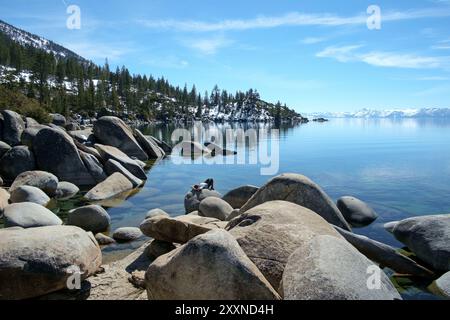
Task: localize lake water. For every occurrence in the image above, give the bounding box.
[9,118,450,300]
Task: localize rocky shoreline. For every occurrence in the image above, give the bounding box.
[0,110,449,300]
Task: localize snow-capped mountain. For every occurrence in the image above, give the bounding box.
[306,108,450,119]
[0,19,85,61]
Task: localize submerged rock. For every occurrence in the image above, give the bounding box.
[10,185,51,206]
[392,214,450,271]
[67,205,111,233]
[93,116,148,161]
[145,229,281,300]
[3,202,62,228]
[222,185,259,209]
[0,226,101,300]
[240,174,351,231]
[84,172,134,201]
[337,196,378,227]
[281,235,401,300]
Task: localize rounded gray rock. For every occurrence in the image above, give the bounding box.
[55,181,80,200]
[95,233,116,245]
[10,170,59,196]
[67,205,111,233]
[222,185,259,209]
[10,185,51,206]
[145,208,169,219]
[199,197,233,221]
[3,202,62,228]
[113,227,143,242]
[337,196,378,228]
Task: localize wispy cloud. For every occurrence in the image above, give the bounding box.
[141,55,189,69]
[181,36,233,55]
[62,41,133,61]
[317,45,450,69]
[432,39,450,50]
[137,8,450,32]
[301,37,327,45]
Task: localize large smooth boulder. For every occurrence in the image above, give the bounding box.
[54,181,79,200]
[84,172,134,201]
[93,116,148,161]
[10,185,51,206]
[0,141,11,158]
[147,135,172,153]
[392,214,450,271]
[94,144,146,180]
[281,235,401,300]
[199,197,233,221]
[67,205,111,233]
[184,188,222,213]
[33,128,96,186]
[1,110,24,146]
[240,174,351,231]
[10,171,59,196]
[145,229,281,300]
[140,215,220,244]
[222,185,259,209]
[79,151,107,183]
[3,202,62,228]
[113,227,143,242]
[134,128,164,159]
[0,226,102,300]
[226,200,341,293]
[334,226,434,278]
[25,117,39,127]
[337,196,378,227]
[105,159,143,187]
[0,146,36,181]
[0,188,9,213]
[20,125,46,148]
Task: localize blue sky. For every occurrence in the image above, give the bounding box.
[1,0,450,113]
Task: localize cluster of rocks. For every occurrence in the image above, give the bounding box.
[0,110,170,201]
[1,167,449,299]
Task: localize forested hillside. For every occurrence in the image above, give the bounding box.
[0,19,304,123]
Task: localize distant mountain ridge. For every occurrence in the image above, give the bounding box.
[307,108,450,119]
[0,19,86,62]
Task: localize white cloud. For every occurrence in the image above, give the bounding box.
[137,8,450,32]
[301,37,326,45]
[182,36,233,55]
[142,56,189,69]
[317,45,450,69]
